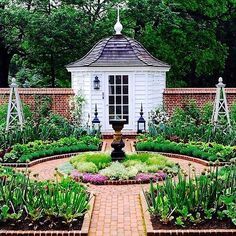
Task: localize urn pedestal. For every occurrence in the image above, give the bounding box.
[110,119,126,161]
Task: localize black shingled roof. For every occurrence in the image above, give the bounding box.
[67,34,170,68]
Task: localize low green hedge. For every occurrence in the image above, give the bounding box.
[1,136,101,163]
[136,136,236,162]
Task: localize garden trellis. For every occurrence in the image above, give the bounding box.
[6,78,24,131]
[212,77,231,134]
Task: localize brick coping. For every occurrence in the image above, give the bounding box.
[140,191,236,236]
[102,179,164,185]
[164,88,236,94]
[0,88,75,95]
[0,193,95,236]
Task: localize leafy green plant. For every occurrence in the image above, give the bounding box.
[99,162,138,180]
[145,161,236,226]
[70,153,111,170]
[75,162,98,173]
[0,166,90,226]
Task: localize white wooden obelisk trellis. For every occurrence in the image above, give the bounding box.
[211,77,231,134]
[6,78,24,131]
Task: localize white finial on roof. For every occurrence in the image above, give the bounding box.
[114,5,123,35]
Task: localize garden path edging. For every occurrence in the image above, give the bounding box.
[140,191,236,236]
[0,193,95,236]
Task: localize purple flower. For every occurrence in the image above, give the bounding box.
[135,172,167,182]
[155,171,167,181]
[135,173,157,182]
[70,170,83,182]
[82,173,108,185]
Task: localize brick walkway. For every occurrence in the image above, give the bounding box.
[21,140,208,236]
[103,139,135,153]
[88,185,147,236]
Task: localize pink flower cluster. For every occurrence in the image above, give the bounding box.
[70,170,108,185]
[135,171,166,182]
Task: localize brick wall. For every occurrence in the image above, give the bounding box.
[0,88,75,119]
[163,88,236,115]
[1,87,236,120]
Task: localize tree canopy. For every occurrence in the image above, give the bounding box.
[0,0,236,87]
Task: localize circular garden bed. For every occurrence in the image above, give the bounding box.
[57,152,180,185]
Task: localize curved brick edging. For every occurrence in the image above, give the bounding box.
[0,193,95,236]
[102,178,164,185]
[140,191,236,236]
[0,151,100,168]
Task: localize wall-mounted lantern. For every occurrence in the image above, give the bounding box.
[93,76,100,90]
[137,103,146,133]
[92,104,101,131]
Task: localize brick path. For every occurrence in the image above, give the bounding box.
[88,185,147,236]
[103,139,134,153]
[21,139,208,236]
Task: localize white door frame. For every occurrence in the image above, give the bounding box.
[104,72,134,131]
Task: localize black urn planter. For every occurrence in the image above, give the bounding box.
[110,119,126,161]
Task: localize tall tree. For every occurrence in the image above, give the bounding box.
[0,0,31,87]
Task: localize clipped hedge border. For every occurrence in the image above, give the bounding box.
[0,151,99,168]
[140,191,236,236]
[137,151,230,166]
[0,193,96,236]
[137,151,209,166]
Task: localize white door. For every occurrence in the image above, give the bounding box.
[104,74,133,131]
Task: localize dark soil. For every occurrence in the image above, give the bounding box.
[151,216,236,230]
[0,216,84,231]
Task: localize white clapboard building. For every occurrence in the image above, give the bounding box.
[66,13,170,133]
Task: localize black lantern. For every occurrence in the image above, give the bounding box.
[137,103,146,133]
[93,76,100,90]
[92,104,101,131]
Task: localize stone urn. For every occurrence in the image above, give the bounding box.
[110,119,126,161]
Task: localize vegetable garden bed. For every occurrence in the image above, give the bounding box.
[140,191,236,236]
[140,162,236,235]
[0,167,95,234]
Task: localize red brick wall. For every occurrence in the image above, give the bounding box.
[0,88,75,119]
[163,88,236,115]
[1,88,236,119]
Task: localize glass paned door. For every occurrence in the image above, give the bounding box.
[108,75,129,124]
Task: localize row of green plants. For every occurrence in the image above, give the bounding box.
[58,152,179,184]
[145,160,236,227]
[136,135,236,162]
[0,166,90,229]
[0,95,96,149]
[0,113,89,149]
[149,100,236,146]
[1,136,101,163]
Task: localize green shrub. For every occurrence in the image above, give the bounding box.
[125,153,151,162]
[70,153,111,170]
[100,162,137,180]
[75,162,98,173]
[123,159,143,167]
[146,155,174,167]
